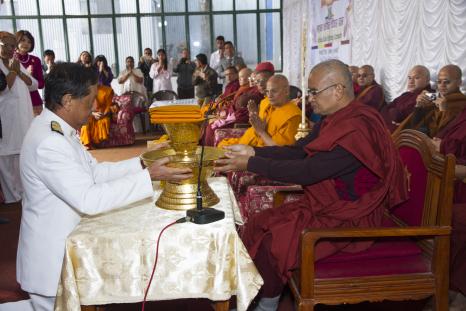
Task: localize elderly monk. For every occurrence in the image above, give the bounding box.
[432,107,466,298]
[356,64,385,110]
[200,65,240,117]
[349,65,360,95]
[395,64,466,138]
[217,74,301,148]
[203,67,263,146]
[80,85,117,148]
[381,65,433,132]
[214,59,408,311]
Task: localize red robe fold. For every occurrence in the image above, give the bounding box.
[381,86,434,132]
[242,100,408,282]
[356,81,385,111]
[437,106,466,203]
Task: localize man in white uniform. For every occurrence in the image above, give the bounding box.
[17,62,193,311]
[0,31,37,203]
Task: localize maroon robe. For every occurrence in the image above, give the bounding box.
[433,107,466,295]
[437,106,466,204]
[242,100,408,286]
[381,85,434,132]
[356,81,385,111]
[203,86,263,146]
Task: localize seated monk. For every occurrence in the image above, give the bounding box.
[356,64,386,110]
[203,67,263,146]
[348,65,360,96]
[433,107,466,299]
[394,64,466,138]
[80,85,117,147]
[217,74,301,148]
[381,65,433,132]
[214,59,408,311]
[200,66,240,117]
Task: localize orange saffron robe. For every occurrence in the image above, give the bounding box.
[80,85,115,146]
[217,97,302,147]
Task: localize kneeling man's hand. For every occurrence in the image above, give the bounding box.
[147,157,193,181]
[214,153,251,173]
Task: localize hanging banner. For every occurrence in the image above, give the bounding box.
[309,0,352,66]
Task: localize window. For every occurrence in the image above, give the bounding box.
[0,0,282,75]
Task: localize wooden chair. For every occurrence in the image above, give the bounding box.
[281,129,455,311]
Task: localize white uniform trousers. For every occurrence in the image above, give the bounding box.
[0,155,22,203]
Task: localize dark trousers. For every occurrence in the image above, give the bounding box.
[177,87,195,99]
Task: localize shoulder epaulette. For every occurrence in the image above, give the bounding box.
[51,121,64,136]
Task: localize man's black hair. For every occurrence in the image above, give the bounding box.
[196,53,208,66]
[44,62,98,112]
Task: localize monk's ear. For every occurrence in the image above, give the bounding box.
[334,84,345,100]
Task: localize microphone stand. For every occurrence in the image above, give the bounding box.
[186,97,225,224]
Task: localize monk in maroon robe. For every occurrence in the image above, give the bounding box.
[381,65,433,132]
[356,65,386,111]
[203,68,263,146]
[394,64,466,138]
[215,60,408,310]
[435,106,466,296]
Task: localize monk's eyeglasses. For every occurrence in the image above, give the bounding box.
[307,84,344,97]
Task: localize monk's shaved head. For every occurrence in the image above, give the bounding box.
[238,67,253,87]
[407,65,431,92]
[437,64,462,96]
[310,59,353,96]
[349,65,359,83]
[308,59,354,115]
[266,74,290,106]
[357,65,375,87]
[360,65,374,75]
[439,64,462,81]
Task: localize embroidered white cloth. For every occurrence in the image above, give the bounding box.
[55,177,261,311]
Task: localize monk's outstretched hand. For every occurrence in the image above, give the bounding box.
[214,152,251,173]
[147,157,193,181]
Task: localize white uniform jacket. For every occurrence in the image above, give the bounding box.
[17,108,154,296]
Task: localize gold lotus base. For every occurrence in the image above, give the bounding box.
[140,146,225,211]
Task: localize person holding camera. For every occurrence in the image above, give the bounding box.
[394,64,466,138]
[380,65,434,132]
[173,48,195,99]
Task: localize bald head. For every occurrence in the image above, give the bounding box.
[407,65,431,92]
[0,31,16,60]
[357,65,375,87]
[308,59,354,115]
[437,64,462,96]
[310,59,353,96]
[266,74,290,106]
[238,67,253,87]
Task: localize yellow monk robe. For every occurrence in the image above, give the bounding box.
[80,85,115,146]
[217,97,302,148]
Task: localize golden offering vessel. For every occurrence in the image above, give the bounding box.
[140,122,225,210]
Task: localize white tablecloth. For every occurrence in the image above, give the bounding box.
[55,177,262,311]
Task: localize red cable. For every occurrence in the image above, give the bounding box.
[141,220,179,311]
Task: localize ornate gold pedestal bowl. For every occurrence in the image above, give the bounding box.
[140,122,225,211]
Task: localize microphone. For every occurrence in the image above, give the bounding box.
[186,96,225,224]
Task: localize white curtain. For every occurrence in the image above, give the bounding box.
[283,0,466,101]
[282,0,308,88]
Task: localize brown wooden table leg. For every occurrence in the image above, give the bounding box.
[214,300,229,311]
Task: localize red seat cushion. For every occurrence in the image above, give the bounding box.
[315,240,429,278]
